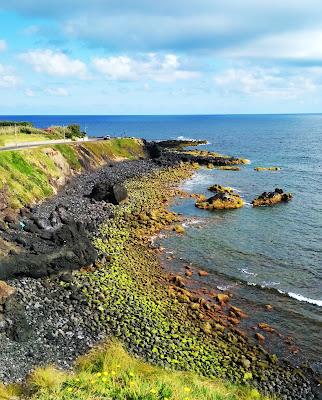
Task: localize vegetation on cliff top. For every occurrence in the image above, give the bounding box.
[0,138,145,209]
[0,341,265,400]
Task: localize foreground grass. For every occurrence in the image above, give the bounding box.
[0,341,266,400]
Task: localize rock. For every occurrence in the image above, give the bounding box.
[190,302,200,310]
[196,191,244,210]
[208,184,234,194]
[0,220,97,279]
[89,182,128,205]
[56,205,71,224]
[198,270,209,277]
[3,209,18,224]
[230,305,247,318]
[0,281,16,305]
[112,183,128,204]
[185,270,193,277]
[265,304,273,311]
[33,217,51,230]
[201,321,212,335]
[217,293,230,304]
[241,356,251,369]
[254,166,281,171]
[255,332,265,342]
[258,322,275,333]
[174,225,185,234]
[252,189,292,207]
[172,276,185,288]
[217,166,240,171]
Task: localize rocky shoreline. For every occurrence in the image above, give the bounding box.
[0,142,319,399]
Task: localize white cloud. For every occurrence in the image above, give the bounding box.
[92,53,199,82]
[0,40,7,51]
[20,49,87,78]
[224,29,322,62]
[46,87,69,96]
[0,64,18,88]
[214,67,317,99]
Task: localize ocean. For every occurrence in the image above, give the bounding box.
[2,114,322,370]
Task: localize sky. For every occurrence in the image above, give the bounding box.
[1,1,322,114]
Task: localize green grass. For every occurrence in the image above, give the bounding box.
[4,341,265,400]
[0,139,145,209]
[54,144,82,170]
[83,138,145,161]
[0,133,50,147]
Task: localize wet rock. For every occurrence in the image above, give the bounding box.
[196,191,244,210]
[198,270,209,277]
[171,276,185,288]
[255,332,266,342]
[174,225,185,234]
[217,293,230,304]
[230,305,248,318]
[258,322,275,333]
[252,189,292,207]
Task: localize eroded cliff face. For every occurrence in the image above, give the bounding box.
[0,139,145,225]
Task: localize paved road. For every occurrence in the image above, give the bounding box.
[0,137,105,152]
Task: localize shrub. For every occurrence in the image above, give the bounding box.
[66,124,85,139]
[0,121,33,127]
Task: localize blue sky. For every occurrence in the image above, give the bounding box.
[1,1,322,114]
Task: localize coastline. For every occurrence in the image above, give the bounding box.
[0,147,319,399]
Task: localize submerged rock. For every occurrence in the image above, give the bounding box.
[252,188,292,207]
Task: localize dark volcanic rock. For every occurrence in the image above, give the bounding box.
[89,182,128,205]
[0,221,97,279]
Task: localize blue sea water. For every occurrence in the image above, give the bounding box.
[2,114,322,367]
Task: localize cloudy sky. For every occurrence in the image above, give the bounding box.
[1,1,322,114]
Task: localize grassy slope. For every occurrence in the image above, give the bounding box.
[0,341,265,400]
[0,126,64,146]
[0,138,145,209]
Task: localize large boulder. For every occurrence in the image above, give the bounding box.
[89,182,128,205]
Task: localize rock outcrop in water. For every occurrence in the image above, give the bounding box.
[254,166,281,171]
[208,184,234,194]
[252,188,292,207]
[195,192,244,210]
[195,185,244,210]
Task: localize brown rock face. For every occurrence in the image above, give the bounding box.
[0,281,16,305]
